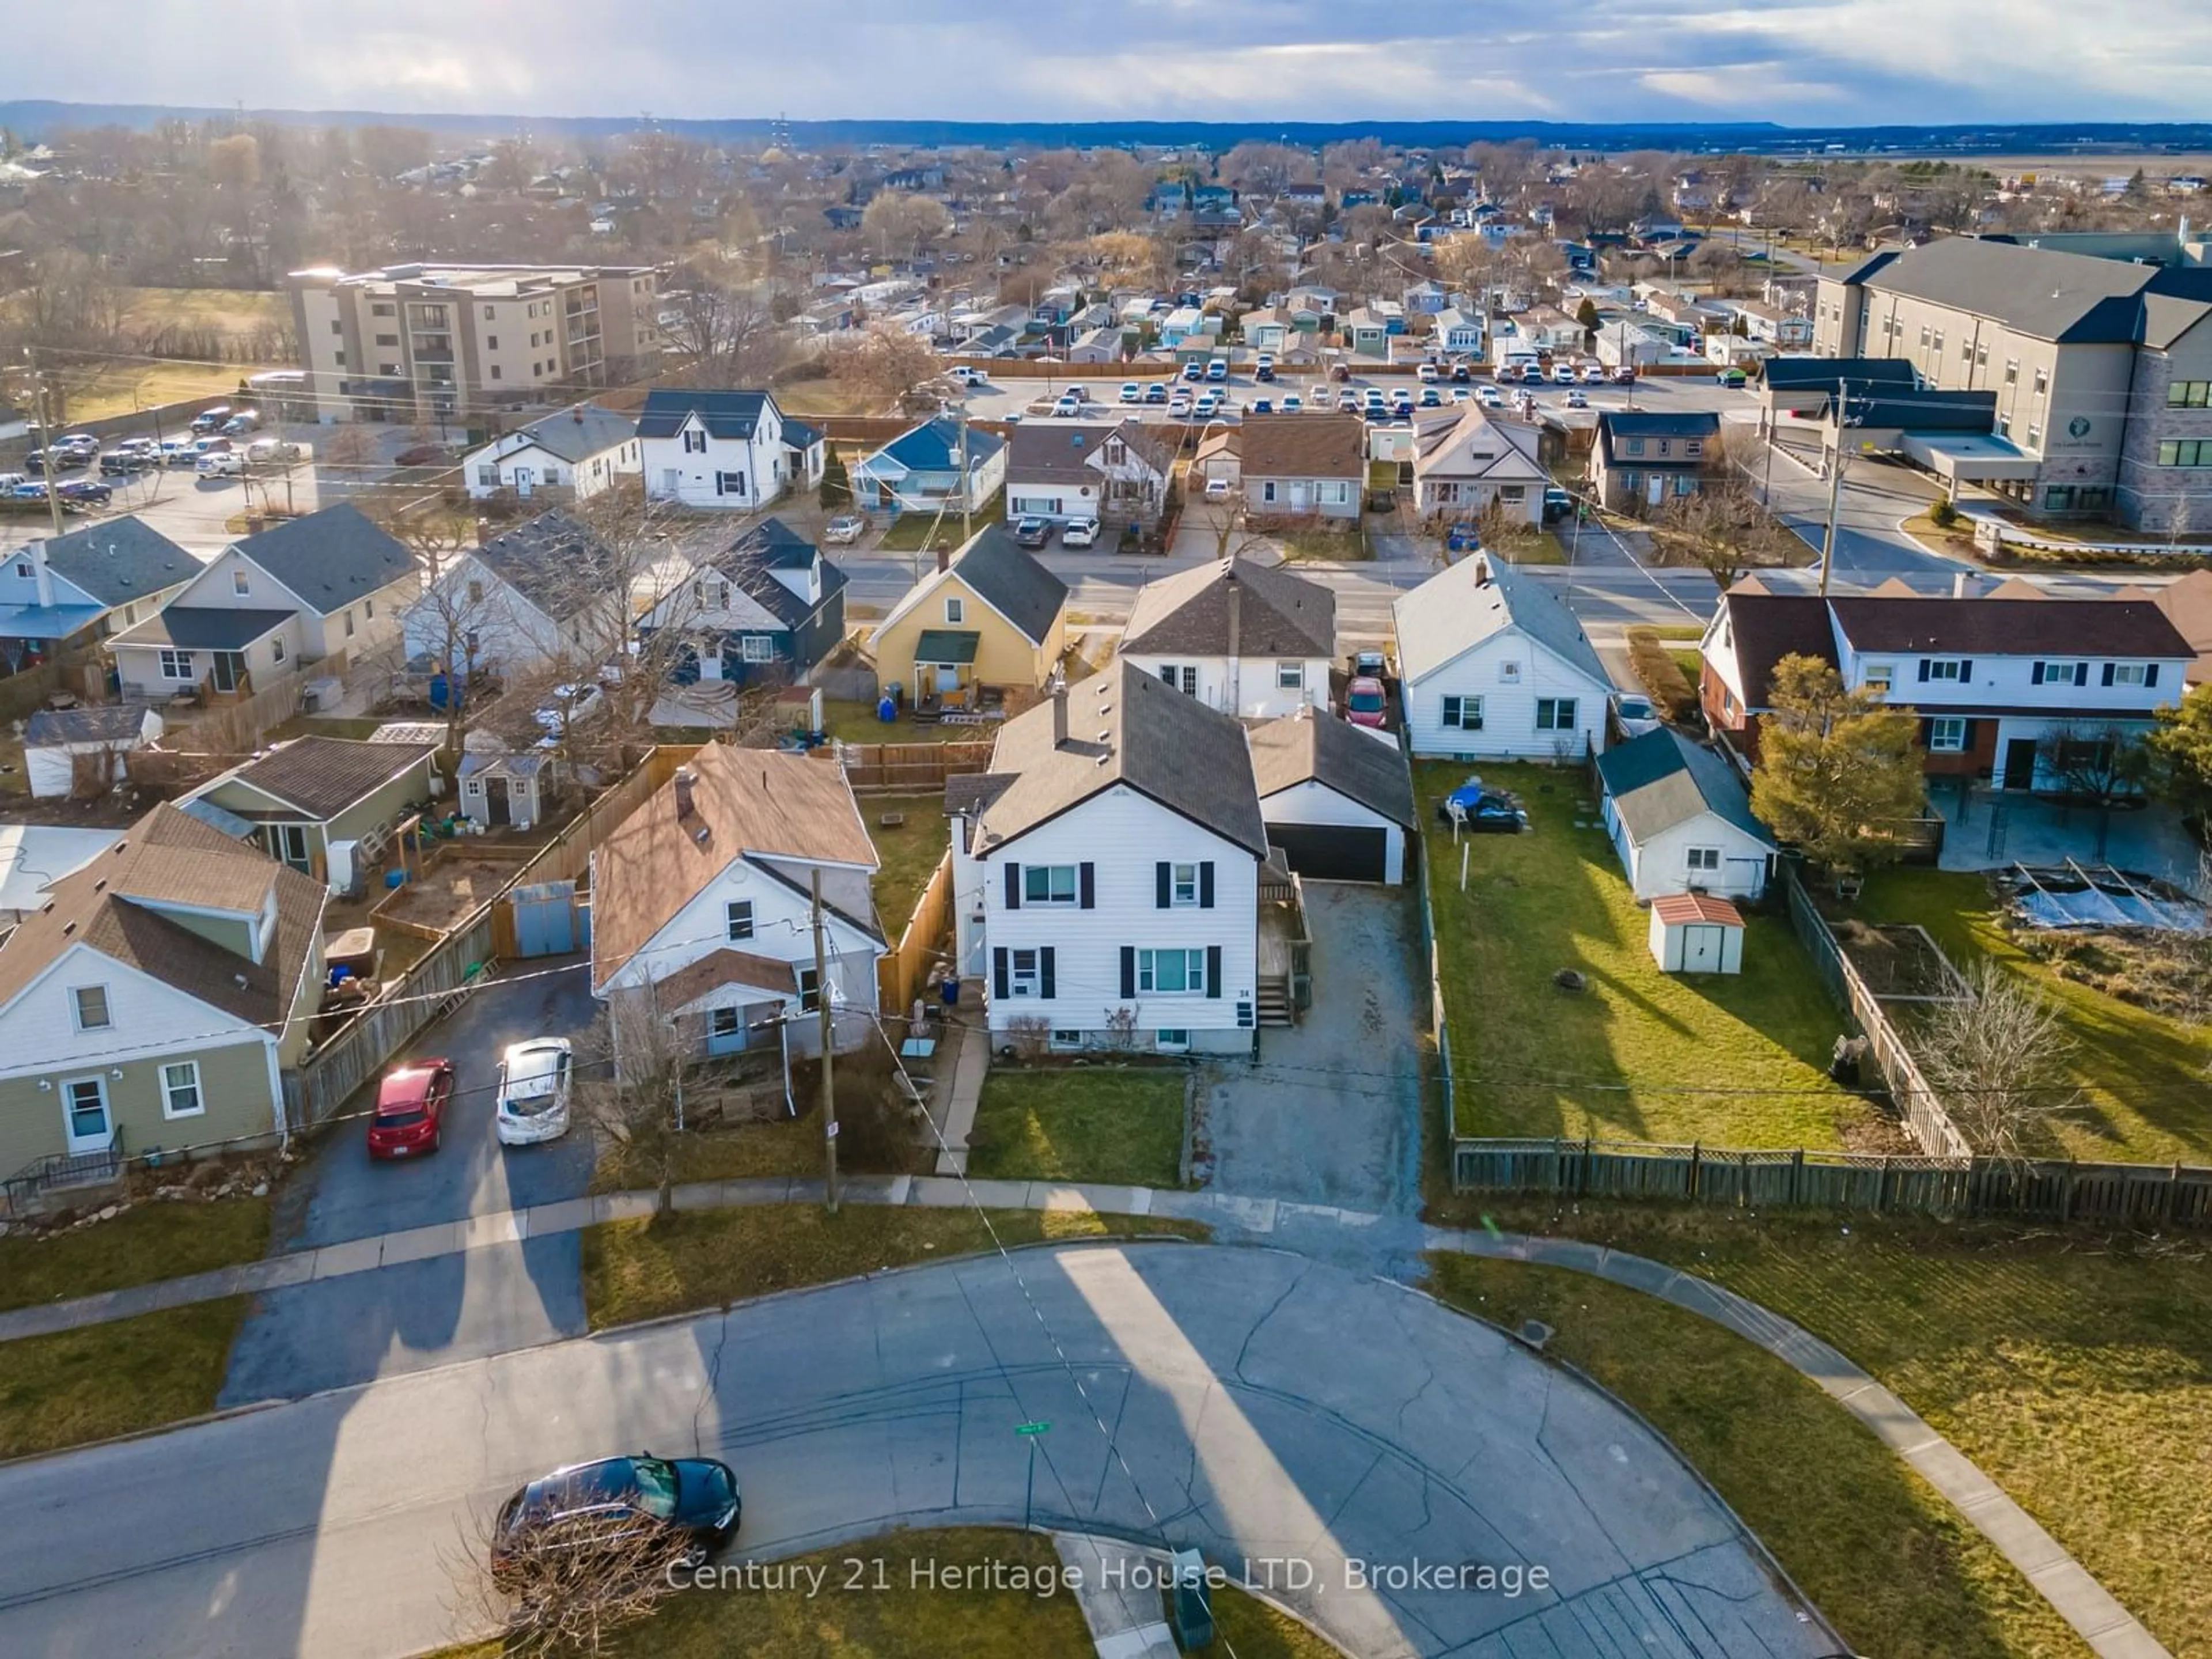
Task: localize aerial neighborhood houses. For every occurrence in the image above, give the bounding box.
[402,509,628,682]
[868,524,1069,702]
[1117,555,1334,719]
[638,388,825,512]
[460,402,642,502]
[0,518,199,675]
[638,516,849,688]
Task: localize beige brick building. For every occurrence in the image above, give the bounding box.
[288,262,660,425]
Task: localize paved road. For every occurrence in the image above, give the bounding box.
[218,965,603,1407]
[0,1245,1833,1659]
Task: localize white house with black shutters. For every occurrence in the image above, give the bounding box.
[637,388,822,512]
[945,661,1268,1056]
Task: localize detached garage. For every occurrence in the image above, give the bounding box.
[22,704,163,800]
[1249,706,1416,884]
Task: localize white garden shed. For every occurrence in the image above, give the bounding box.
[1649,892,1746,975]
[22,705,163,799]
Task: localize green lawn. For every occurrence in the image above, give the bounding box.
[876,491,1006,552]
[1668,647,1703,685]
[866,794,952,933]
[0,1298,249,1459]
[589,1115,825,1195]
[819,699,986,747]
[967,1069,1188,1188]
[1275,525,1370,562]
[581,1206,1209,1328]
[1848,867,2212,1164]
[1419,762,1874,1147]
[1423,1256,2089,1659]
[1488,529,1567,565]
[0,1197,270,1313]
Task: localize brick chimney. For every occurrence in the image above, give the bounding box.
[936,543,952,573]
[673,764,696,817]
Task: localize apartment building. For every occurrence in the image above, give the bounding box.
[1810,236,2212,529]
[288,263,660,423]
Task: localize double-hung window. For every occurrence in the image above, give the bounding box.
[72,986,112,1031]
[2031,661,2086,687]
[1009,949,1041,997]
[1535,697,1577,731]
[161,1061,204,1119]
[1685,846,1721,873]
[1863,662,1894,694]
[714,471,746,497]
[725,900,754,941]
[1023,865,1078,906]
[1928,717,1968,752]
[683,429,706,454]
[1441,695,1483,730]
[1923,659,1965,683]
[2111,663,2150,687]
[740,635,776,663]
[1170,863,1200,906]
[1138,948,1206,994]
[1275,661,1304,691]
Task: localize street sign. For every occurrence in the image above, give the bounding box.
[1014,1421,1051,1436]
[825,1120,839,1140]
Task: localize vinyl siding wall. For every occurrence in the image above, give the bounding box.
[1118,654,1331,719]
[1258,782,1407,884]
[1403,631,1611,760]
[872,573,1059,689]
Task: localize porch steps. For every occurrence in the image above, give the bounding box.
[1255,984,1294,1028]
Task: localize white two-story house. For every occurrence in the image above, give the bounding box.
[590,744,884,1073]
[1394,551,1613,760]
[637,388,817,513]
[0,518,198,676]
[1700,585,2195,791]
[946,661,1269,1056]
[1117,555,1335,719]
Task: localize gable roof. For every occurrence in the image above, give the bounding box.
[495,402,636,463]
[0,803,323,1032]
[1598,729,1774,847]
[635,388,774,441]
[1854,236,2212,344]
[210,736,437,822]
[1412,407,1548,482]
[965,660,1268,857]
[1826,595,2192,659]
[471,509,618,622]
[1713,589,1838,709]
[229,503,415,616]
[1248,708,1416,828]
[1120,555,1335,660]
[34,517,196,607]
[1392,552,1609,687]
[933,524,1067,645]
[1007,420,1119,485]
[1238,412,1365,481]
[590,744,878,988]
[24,704,154,746]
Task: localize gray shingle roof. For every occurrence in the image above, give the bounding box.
[232,503,415,616]
[1855,236,2212,344]
[24,704,154,746]
[35,517,196,608]
[1248,709,1415,828]
[1392,552,1609,689]
[948,525,1068,645]
[1007,421,1118,486]
[220,736,436,822]
[1597,729,1773,847]
[972,660,1268,857]
[1121,555,1335,660]
[474,509,618,621]
[1597,410,1721,468]
[131,607,297,650]
[501,403,635,464]
[635,389,771,440]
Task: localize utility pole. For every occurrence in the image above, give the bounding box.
[812,869,838,1213]
[1818,380,1851,597]
[25,350,65,539]
[959,398,972,546]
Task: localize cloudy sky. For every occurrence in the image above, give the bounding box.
[9,0,2209,126]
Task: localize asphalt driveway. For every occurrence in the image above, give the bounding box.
[2,1245,1837,1659]
[1199,882,1424,1215]
[219,959,603,1406]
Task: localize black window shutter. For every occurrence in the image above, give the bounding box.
[713,471,724,496]
[1960,719,1976,751]
[2075,662,2089,685]
[1119,946,1136,999]
[1958,659,1972,683]
[1205,945,1223,999]
[1156,861,1171,907]
[2147,664,2160,687]
[1040,947,1056,1000]
[2031,661,2044,685]
[1917,660,1930,683]
[2102,662,2116,687]
[1079,862,1096,909]
[993,948,1009,1001]
[1005,863,1021,909]
[1199,861,1215,908]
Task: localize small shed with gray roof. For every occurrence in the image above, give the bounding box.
[22,704,164,800]
[1596,728,1776,902]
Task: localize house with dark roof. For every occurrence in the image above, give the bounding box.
[0,804,327,1200]
[1411,406,1550,521]
[637,516,849,689]
[401,508,629,682]
[1699,579,2194,789]
[0,517,198,672]
[1809,234,2212,529]
[944,661,1274,1054]
[1393,551,1614,760]
[177,734,442,889]
[1597,729,1777,902]
[851,416,1008,520]
[1590,410,1724,513]
[1239,412,1365,522]
[1004,419,1175,533]
[636,388,821,512]
[109,504,418,701]
[589,743,881,1068]
[1249,705,1416,884]
[1118,555,1336,719]
[869,522,1069,697]
[460,402,641,502]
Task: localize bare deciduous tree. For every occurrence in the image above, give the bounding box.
[1914,960,2079,1163]
[445,1487,696,1658]
[661,266,786,385]
[824,324,940,411]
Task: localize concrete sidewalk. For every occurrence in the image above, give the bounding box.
[0,1178,2173,1659]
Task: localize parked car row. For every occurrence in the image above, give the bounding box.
[1012,513,1100,549]
[366,1037,576,1161]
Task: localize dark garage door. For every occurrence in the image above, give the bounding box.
[1266,823,1388,882]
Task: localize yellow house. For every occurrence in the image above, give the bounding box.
[868,524,1070,699]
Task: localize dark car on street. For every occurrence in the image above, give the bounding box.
[366,1057,454,1159]
[491,1455,740,1585]
[56,479,112,506]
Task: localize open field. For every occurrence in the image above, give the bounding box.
[1418,761,1883,1149]
[120,286,289,336]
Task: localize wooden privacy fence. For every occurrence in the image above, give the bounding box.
[1415,845,1456,1137]
[840,740,995,794]
[1450,1136,2212,1228]
[1782,868,1974,1160]
[507,744,700,887]
[284,907,497,1132]
[878,851,953,1022]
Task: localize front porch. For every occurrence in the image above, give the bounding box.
[1257,853,1311,1028]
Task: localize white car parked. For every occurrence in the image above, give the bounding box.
[533,681,606,734]
[494,1039,575,1146]
[195,451,244,478]
[1118,382,1142,404]
[1060,517,1101,548]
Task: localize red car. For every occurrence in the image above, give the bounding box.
[366,1059,454,1159]
[1345,676,1388,729]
